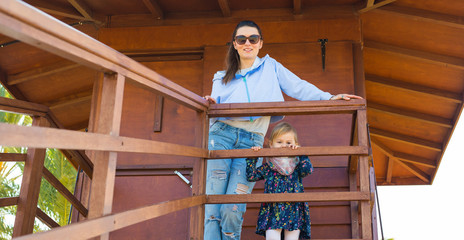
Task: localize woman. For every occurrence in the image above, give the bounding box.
[203,20,361,240]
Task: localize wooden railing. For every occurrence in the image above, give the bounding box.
[0,0,373,239]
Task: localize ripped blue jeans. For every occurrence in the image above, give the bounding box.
[204,121,264,240]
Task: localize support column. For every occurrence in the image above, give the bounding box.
[87,72,125,239]
[12,116,50,237]
[189,111,208,240]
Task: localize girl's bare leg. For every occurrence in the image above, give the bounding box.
[284,229,300,240]
[266,229,282,240]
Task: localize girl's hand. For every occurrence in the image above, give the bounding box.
[204,95,217,104]
[330,94,363,101]
[251,146,262,151]
[288,144,299,150]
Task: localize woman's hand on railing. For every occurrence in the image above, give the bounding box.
[204,95,217,104]
[330,94,363,101]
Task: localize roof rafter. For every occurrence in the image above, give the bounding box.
[48,92,92,110]
[367,101,453,128]
[369,127,442,152]
[364,41,464,71]
[142,0,164,19]
[358,0,396,14]
[24,0,88,21]
[8,62,81,85]
[378,5,464,30]
[366,74,462,104]
[218,0,231,17]
[371,137,431,183]
[67,0,93,20]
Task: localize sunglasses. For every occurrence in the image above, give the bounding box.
[234,35,261,45]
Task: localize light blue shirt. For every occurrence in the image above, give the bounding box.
[211,54,333,122]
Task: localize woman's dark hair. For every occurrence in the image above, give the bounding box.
[222,20,263,84]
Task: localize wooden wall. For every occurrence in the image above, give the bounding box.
[95,18,361,239]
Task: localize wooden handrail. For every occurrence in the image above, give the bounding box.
[12,195,206,240]
[210,146,368,159]
[0,0,208,112]
[207,192,371,204]
[208,99,366,117]
[0,123,208,158]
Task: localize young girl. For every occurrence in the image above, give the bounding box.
[246,122,313,240]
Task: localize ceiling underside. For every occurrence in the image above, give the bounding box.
[0,0,463,186]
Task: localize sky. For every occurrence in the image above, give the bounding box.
[375,116,464,239]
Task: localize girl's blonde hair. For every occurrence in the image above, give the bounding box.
[269,122,299,145]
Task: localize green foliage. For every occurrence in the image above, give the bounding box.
[0,84,78,238]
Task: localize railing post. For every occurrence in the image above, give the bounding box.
[13,116,50,237]
[357,108,372,239]
[87,72,125,239]
[189,111,208,239]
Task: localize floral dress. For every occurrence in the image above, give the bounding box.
[246,156,313,239]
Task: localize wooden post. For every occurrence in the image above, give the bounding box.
[189,111,208,239]
[349,173,360,238]
[353,42,366,98]
[12,116,50,237]
[87,72,125,239]
[357,109,372,239]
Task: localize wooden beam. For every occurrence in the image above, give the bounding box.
[0,97,49,116]
[364,41,464,71]
[349,173,360,239]
[87,73,124,227]
[217,0,231,17]
[371,137,436,168]
[206,191,370,204]
[0,153,26,162]
[368,101,453,128]
[395,160,430,183]
[36,208,60,229]
[0,2,208,112]
[385,156,394,183]
[0,122,208,157]
[8,62,80,85]
[13,195,206,240]
[0,68,27,101]
[293,0,301,14]
[369,127,442,152]
[366,74,462,104]
[67,0,93,20]
[379,5,464,30]
[209,146,368,159]
[0,197,19,207]
[353,43,366,98]
[142,0,164,19]
[13,116,49,237]
[208,99,366,118]
[42,168,88,217]
[359,156,372,239]
[48,93,92,110]
[394,152,436,168]
[358,0,397,13]
[371,138,433,183]
[23,0,88,21]
[189,111,208,240]
[153,95,163,132]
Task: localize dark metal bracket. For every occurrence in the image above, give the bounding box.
[318,38,328,71]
